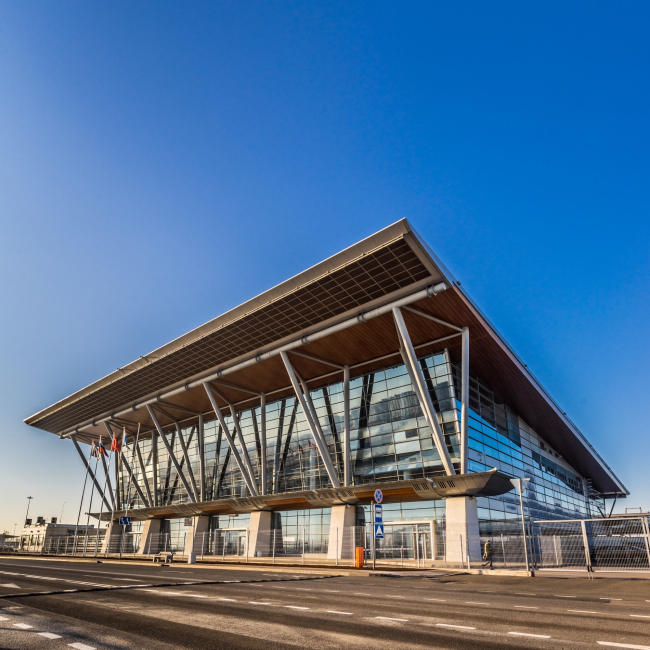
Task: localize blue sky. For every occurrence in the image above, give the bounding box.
[0,1,648,532]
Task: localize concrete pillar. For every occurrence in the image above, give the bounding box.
[327,505,356,560]
[100,523,124,555]
[184,516,211,563]
[136,519,162,556]
[444,496,481,565]
[248,511,273,558]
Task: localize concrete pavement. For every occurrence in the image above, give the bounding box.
[1,556,649,649]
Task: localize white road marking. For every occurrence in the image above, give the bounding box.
[630,615,650,618]
[555,595,576,598]
[13,623,33,629]
[39,633,62,639]
[514,606,538,609]
[515,592,536,596]
[601,598,622,600]
[249,601,272,605]
[597,643,650,650]
[387,595,405,599]
[285,606,309,610]
[0,584,20,589]
[69,644,96,650]
[354,592,371,595]
[509,632,551,638]
[568,610,597,614]
[426,598,446,602]
[327,611,353,615]
[436,623,475,630]
[376,617,408,622]
[323,590,340,593]
[186,594,208,598]
[295,588,311,591]
[217,598,237,602]
[112,578,145,582]
[0,616,10,620]
[466,601,489,605]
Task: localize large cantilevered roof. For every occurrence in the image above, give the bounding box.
[25,219,627,496]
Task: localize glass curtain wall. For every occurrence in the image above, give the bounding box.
[117,349,595,532]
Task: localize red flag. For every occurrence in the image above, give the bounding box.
[111,434,119,452]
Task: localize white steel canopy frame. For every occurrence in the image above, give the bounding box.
[392,306,456,476]
[280,350,341,488]
[203,382,259,496]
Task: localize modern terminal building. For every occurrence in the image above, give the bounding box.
[25,220,627,562]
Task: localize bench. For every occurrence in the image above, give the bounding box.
[153,552,174,564]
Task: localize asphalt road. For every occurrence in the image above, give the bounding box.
[1,557,649,649]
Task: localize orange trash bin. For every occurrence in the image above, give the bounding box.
[355,546,365,568]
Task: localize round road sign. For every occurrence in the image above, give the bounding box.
[374,489,383,504]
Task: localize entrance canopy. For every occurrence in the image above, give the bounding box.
[25,219,626,496]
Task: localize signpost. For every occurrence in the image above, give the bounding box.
[371,492,384,569]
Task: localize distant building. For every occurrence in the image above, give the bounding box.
[19,518,94,553]
[0,533,19,550]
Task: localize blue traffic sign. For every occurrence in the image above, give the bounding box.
[374,489,383,504]
[119,516,131,526]
[375,523,384,538]
[374,505,383,523]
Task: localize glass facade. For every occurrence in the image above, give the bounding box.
[119,348,599,532]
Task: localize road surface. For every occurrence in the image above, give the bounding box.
[1,557,649,649]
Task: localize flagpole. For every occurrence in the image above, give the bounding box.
[72,443,93,556]
[83,454,100,557]
[120,425,140,556]
[95,442,114,557]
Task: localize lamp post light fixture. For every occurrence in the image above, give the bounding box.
[24,496,33,527]
[510,478,534,575]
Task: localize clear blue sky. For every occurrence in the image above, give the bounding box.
[0,1,648,532]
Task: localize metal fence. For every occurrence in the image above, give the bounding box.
[532,516,650,573]
[3,517,648,571]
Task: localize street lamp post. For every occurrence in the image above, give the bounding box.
[510,478,534,576]
[24,497,33,527]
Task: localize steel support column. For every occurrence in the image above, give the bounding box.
[209,387,258,495]
[152,429,159,506]
[114,443,121,511]
[260,394,267,495]
[70,436,112,512]
[198,413,205,502]
[174,422,199,501]
[298,375,329,451]
[343,365,351,487]
[121,453,150,507]
[202,383,259,496]
[392,307,456,476]
[146,406,197,503]
[280,351,340,488]
[101,423,117,510]
[135,441,154,507]
[460,327,470,474]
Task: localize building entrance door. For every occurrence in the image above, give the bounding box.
[214,528,248,557]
